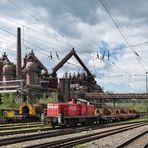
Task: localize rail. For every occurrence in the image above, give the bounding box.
[117,130,148,148]
[0,122,147,147]
[26,122,147,148]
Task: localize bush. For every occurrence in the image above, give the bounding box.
[0,94,19,109]
[118,100,148,112]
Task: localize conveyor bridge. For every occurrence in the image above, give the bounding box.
[85,93,148,99]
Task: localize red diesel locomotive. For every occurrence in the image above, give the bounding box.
[47,99,95,127]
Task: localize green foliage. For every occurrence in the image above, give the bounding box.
[0,110,3,117]
[39,92,58,104]
[118,100,148,112]
[0,94,19,109]
[38,94,49,104]
[0,94,2,104]
[106,99,148,112]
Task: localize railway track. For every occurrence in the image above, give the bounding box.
[0,126,53,136]
[144,143,148,148]
[0,124,42,131]
[0,119,147,136]
[0,122,147,147]
[24,122,147,148]
[0,122,40,128]
[117,130,148,148]
[0,127,77,146]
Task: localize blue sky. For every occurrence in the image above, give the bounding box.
[0,0,148,93]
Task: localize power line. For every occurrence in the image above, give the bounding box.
[0,16,64,44]
[8,0,39,21]
[99,0,147,72]
[7,0,120,74]
[7,0,98,54]
[0,16,69,53]
[7,0,143,77]
[0,37,15,45]
[0,27,82,69]
[113,41,148,50]
[0,26,56,54]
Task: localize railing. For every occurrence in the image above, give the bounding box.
[85,92,148,99]
[0,80,23,94]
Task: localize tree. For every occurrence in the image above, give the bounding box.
[0,94,17,109]
[0,94,2,104]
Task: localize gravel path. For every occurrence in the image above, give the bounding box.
[82,125,148,148]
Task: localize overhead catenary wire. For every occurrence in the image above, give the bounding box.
[6,0,148,77]
[99,0,147,72]
[113,41,148,50]
[0,38,15,45]
[0,1,122,79]
[97,73,143,92]
[94,49,132,76]
[5,0,148,55]
[6,0,148,84]
[0,26,58,55]
[0,25,91,72]
[0,26,82,69]
[0,16,64,44]
[7,0,39,21]
[94,40,148,76]
[0,37,48,58]
[0,15,90,55]
[7,0,98,54]
[0,15,72,52]
[1,3,99,70]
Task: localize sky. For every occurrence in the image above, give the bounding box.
[0,0,148,93]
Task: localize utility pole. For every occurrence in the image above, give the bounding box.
[145,72,148,119]
[146,72,148,93]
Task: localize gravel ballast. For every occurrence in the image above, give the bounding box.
[0,123,147,148]
[82,125,148,148]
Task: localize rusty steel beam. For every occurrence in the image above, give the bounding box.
[51,48,93,78]
[73,52,93,77]
[85,93,148,99]
[51,49,75,76]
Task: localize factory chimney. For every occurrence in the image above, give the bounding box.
[16,27,22,80]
